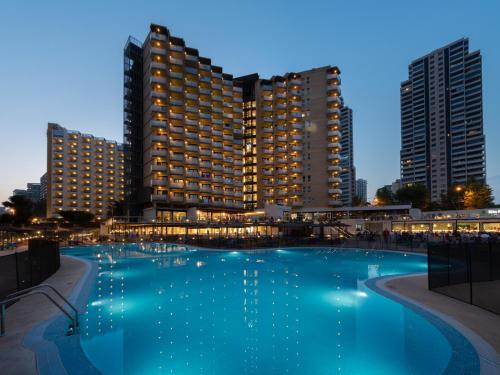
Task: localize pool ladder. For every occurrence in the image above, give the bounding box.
[0,284,80,337]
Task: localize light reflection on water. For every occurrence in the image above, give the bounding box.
[63,244,476,375]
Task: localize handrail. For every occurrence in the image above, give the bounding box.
[7,284,79,320]
[1,290,79,337]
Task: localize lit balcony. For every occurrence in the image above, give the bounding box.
[291,167,303,173]
[186,144,199,152]
[199,136,211,144]
[170,125,184,133]
[290,101,302,107]
[200,161,211,168]
[200,185,212,193]
[328,177,342,183]
[328,165,342,172]
[186,170,199,178]
[186,54,198,62]
[328,108,341,116]
[169,112,184,120]
[170,154,184,161]
[327,96,341,104]
[151,91,167,99]
[152,135,168,142]
[328,188,342,194]
[151,120,167,128]
[328,142,342,149]
[168,56,183,65]
[169,84,183,93]
[170,195,184,202]
[170,166,184,175]
[169,139,184,148]
[150,76,167,84]
[169,71,183,79]
[213,164,223,171]
[186,182,199,191]
[151,149,167,157]
[328,154,340,160]
[186,158,199,165]
[185,132,199,140]
[185,79,197,88]
[151,32,167,41]
[170,181,184,189]
[150,47,166,56]
[328,130,341,137]
[327,83,340,91]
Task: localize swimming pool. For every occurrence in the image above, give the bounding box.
[64,244,479,374]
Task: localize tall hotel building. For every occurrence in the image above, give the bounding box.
[124,24,347,219]
[124,24,244,221]
[46,123,125,220]
[339,106,355,206]
[400,38,486,202]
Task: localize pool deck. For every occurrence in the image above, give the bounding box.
[382,273,500,374]
[0,256,86,375]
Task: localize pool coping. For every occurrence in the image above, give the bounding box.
[366,273,500,375]
[23,255,101,375]
[22,246,496,374]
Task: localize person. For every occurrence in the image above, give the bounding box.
[383,229,390,244]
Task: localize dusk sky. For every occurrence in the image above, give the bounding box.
[1,0,499,203]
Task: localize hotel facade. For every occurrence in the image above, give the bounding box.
[400,38,486,202]
[46,123,125,220]
[124,24,349,221]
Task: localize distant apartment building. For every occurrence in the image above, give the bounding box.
[391,178,402,194]
[124,24,244,221]
[46,123,125,220]
[297,66,343,208]
[400,38,485,202]
[12,183,41,202]
[339,106,355,206]
[356,178,367,202]
[40,173,48,200]
[124,24,348,219]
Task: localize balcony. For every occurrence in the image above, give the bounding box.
[150,47,166,56]
[290,101,302,107]
[170,154,184,161]
[200,161,212,168]
[213,141,223,148]
[186,92,198,100]
[291,145,302,152]
[170,167,184,175]
[200,149,211,156]
[151,90,167,99]
[169,71,183,79]
[328,165,342,172]
[185,79,197,88]
[327,96,341,104]
[213,187,224,194]
[169,139,184,148]
[186,183,199,191]
[328,154,340,160]
[168,56,183,65]
[328,130,341,137]
[328,119,340,126]
[328,177,342,183]
[151,120,167,128]
[169,112,184,120]
[186,170,199,178]
[328,188,342,195]
[199,136,211,144]
[169,84,183,93]
[289,79,301,86]
[328,108,341,116]
[151,149,167,157]
[276,136,287,142]
[200,185,212,193]
[150,178,167,186]
[150,75,168,84]
[327,84,340,93]
[151,194,168,201]
[327,73,339,80]
[170,195,184,202]
[185,132,199,140]
[170,125,184,134]
[186,158,199,165]
[291,167,303,173]
[170,181,184,189]
[186,54,198,62]
[328,142,341,149]
[152,135,168,142]
[213,153,223,159]
[151,32,167,41]
[186,144,199,152]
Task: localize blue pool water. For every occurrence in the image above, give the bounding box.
[64,244,479,375]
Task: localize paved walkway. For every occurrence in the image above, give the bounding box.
[0,256,86,375]
[384,274,500,373]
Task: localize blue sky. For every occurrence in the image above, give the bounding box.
[1,0,499,203]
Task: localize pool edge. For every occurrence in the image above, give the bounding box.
[366,273,500,374]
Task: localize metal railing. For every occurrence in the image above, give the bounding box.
[0,284,79,337]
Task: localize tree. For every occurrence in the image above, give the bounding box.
[395,184,429,209]
[463,180,494,209]
[351,196,366,207]
[59,210,95,227]
[440,184,465,210]
[2,195,33,225]
[0,213,14,224]
[375,186,395,205]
